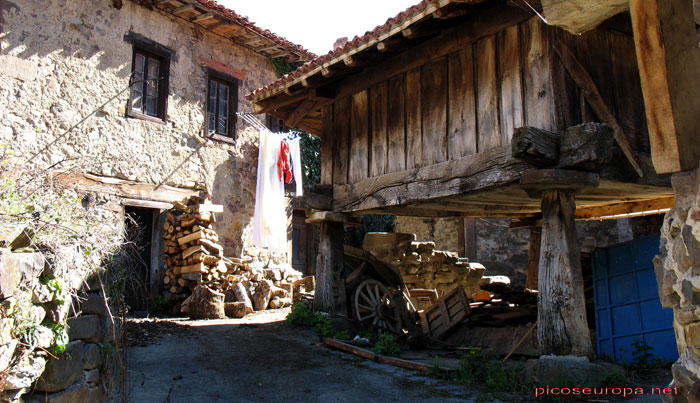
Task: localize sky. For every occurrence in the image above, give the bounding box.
[219,0,421,56]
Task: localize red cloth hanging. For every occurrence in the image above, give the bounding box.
[277,140,292,184]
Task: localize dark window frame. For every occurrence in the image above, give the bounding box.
[125,34,172,123]
[206,69,239,142]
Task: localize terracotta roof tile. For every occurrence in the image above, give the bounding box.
[247,0,447,101]
[193,0,315,60]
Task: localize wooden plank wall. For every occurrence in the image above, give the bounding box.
[320,16,647,186]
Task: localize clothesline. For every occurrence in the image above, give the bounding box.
[237,112,299,141]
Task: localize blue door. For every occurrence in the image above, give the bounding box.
[593,233,677,364]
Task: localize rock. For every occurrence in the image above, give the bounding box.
[84,368,99,384]
[0,318,14,346]
[223,288,236,303]
[78,293,109,317]
[32,282,54,304]
[45,301,70,324]
[0,251,44,299]
[655,255,681,308]
[34,325,55,349]
[35,340,85,392]
[82,343,101,370]
[230,282,253,313]
[683,225,700,276]
[68,315,101,342]
[1,351,47,390]
[677,308,699,326]
[28,305,47,326]
[252,280,272,311]
[0,340,18,373]
[682,280,700,307]
[524,355,625,387]
[673,362,699,397]
[188,286,225,320]
[224,302,246,318]
[25,380,102,403]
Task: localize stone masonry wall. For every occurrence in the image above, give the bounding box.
[396,215,664,288]
[0,0,279,261]
[654,168,700,402]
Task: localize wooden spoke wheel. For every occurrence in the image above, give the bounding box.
[352,279,402,334]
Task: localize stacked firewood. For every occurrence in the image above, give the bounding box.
[161,195,310,318]
[162,196,233,301]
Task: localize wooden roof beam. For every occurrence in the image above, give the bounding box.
[630,0,700,174]
[192,12,215,23]
[172,3,195,15]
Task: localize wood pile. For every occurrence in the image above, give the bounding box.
[161,195,309,318]
[466,279,537,327]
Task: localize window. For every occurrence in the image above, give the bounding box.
[207,72,238,138]
[125,34,171,122]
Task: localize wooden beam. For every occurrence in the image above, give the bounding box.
[511,126,559,167]
[343,55,358,68]
[537,189,594,359]
[574,196,674,219]
[541,0,629,34]
[333,3,531,104]
[206,20,230,31]
[192,12,215,23]
[553,41,644,177]
[629,0,700,174]
[155,0,175,5]
[332,145,534,212]
[306,211,362,227]
[286,99,318,128]
[314,221,348,316]
[172,4,195,14]
[54,171,202,203]
[433,8,468,19]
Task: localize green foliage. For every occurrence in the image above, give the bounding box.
[345,214,396,247]
[268,57,304,78]
[51,324,69,355]
[452,349,524,392]
[285,302,349,340]
[150,295,175,316]
[601,372,631,388]
[630,338,663,369]
[299,131,321,186]
[44,277,69,305]
[373,333,401,357]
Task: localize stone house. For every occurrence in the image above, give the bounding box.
[0,0,312,301]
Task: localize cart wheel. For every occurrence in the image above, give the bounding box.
[352,279,402,334]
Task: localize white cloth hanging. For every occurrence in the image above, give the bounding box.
[288,137,303,196]
[252,130,287,253]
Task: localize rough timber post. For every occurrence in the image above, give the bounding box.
[521,169,598,359]
[306,211,360,316]
[525,226,542,290]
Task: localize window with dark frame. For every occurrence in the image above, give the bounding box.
[125,35,171,122]
[207,72,238,138]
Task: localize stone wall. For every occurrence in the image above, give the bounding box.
[396,215,665,288]
[654,168,700,401]
[0,0,279,261]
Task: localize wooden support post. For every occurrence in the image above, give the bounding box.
[521,169,596,359]
[525,226,541,290]
[629,0,700,174]
[313,220,348,317]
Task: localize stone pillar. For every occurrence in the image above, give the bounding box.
[654,167,700,401]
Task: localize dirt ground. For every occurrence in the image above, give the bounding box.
[121,309,491,403]
[120,309,672,403]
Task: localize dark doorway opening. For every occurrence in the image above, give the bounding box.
[124,205,159,311]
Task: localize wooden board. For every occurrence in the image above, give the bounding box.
[321,105,334,185]
[447,46,477,159]
[548,26,582,132]
[387,75,406,173]
[498,25,523,145]
[420,286,470,338]
[370,82,388,177]
[405,68,423,168]
[573,28,614,123]
[349,90,369,183]
[475,35,500,152]
[420,57,448,165]
[521,18,556,131]
[333,98,350,185]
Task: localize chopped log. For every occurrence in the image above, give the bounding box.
[180,217,197,227]
[180,263,207,274]
[173,201,187,212]
[230,282,253,313]
[195,204,223,213]
[203,255,219,266]
[197,212,213,222]
[198,238,223,255]
[189,285,225,319]
[511,126,559,167]
[180,272,202,282]
[252,280,273,311]
[163,276,171,285]
[166,212,175,223]
[558,123,614,171]
[224,302,247,318]
[537,189,594,359]
[182,245,206,259]
[177,231,208,245]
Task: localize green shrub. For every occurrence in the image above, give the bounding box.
[150,295,175,315]
[456,349,524,392]
[286,302,350,340]
[374,333,401,356]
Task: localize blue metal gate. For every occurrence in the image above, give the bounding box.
[592,233,678,364]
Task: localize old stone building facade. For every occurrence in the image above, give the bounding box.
[0,0,310,267]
